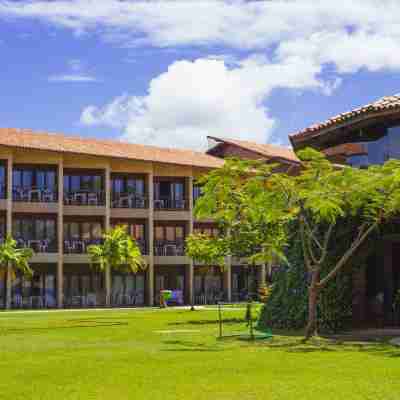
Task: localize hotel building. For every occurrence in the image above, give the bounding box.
[0,129,296,309]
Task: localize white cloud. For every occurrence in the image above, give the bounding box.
[1,1,400,77]
[4,0,400,147]
[80,56,326,150]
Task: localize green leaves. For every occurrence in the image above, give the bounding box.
[87,226,146,274]
[0,235,34,278]
[189,147,400,283]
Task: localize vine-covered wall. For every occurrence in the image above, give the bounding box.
[259,224,376,333]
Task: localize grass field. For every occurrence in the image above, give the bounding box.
[1,306,400,400]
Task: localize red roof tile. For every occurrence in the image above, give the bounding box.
[207,136,299,163]
[290,94,400,145]
[0,128,224,169]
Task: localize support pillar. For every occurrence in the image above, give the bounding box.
[5,155,12,309]
[105,164,111,307]
[147,170,154,306]
[187,176,194,306]
[57,158,64,308]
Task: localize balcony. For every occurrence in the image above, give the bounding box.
[16,238,57,253]
[136,239,147,255]
[154,198,187,210]
[64,191,105,206]
[112,193,147,209]
[13,186,58,203]
[64,238,103,254]
[154,240,185,256]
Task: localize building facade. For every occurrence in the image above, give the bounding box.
[0,128,274,309]
[290,94,400,327]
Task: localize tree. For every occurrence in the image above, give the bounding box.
[87,226,146,306]
[186,150,400,339]
[186,158,290,298]
[0,235,34,309]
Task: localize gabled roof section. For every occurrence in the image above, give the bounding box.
[207,136,300,164]
[0,128,224,169]
[290,94,400,148]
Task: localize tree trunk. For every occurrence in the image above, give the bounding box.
[305,270,320,340]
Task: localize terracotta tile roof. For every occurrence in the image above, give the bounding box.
[207,136,300,163]
[0,128,224,169]
[290,94,400,145]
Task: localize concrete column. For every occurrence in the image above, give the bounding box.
[187,176,194,306]
[5,155,12,309]
[57,158,64,308]
[104,164,111,307]
[147,169,154,306]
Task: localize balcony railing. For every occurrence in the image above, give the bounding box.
[112,193,148,209]
[64,238,103,254]
[64,191,105,206]
[16,238,58,253]
[154,240,185,256]
[13,187,58,203]
[154,198,187,210]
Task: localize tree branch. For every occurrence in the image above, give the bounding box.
[318,221,378,288]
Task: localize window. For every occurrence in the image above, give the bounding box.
[13,217,56,241]
[111,175,145,196]
[64,172,104,193]
[64,221,103,240]
[13,167,57,189]
[155,225,185,242]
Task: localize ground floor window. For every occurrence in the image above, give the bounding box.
[63,269,104,307]
[194,266,223,304]
[0,266,57,309]
[154,265,185,305]
[111,273,146,306]
[232,266,258,302]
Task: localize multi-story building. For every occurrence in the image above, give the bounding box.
[0,128,299,310]
[290,94,400,327]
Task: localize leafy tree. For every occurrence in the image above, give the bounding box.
[187,150,400,339]
[87,226,146,305]
[0,235,34,308]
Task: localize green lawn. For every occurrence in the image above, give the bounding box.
[0,307,399,400]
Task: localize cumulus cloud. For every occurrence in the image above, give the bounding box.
[80,56,327,150]
[4,0,400,148]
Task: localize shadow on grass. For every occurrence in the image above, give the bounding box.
[168,318,244,326]
[162,339,225,352]
[0,319,128,335]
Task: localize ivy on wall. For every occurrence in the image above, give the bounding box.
[259,222,377,333]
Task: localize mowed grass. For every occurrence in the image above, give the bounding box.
[0,307,400,400]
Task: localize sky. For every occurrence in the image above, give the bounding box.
[1,0,400,151]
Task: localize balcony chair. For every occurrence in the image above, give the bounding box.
[42,190,55,203]
[86,293,97,307]
[87,193,99,206]
[28,188,42,202]
[64,240,76,254]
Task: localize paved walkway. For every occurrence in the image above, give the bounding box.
[0,305,207,315]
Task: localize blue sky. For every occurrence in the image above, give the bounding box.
[1,0,400,150]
